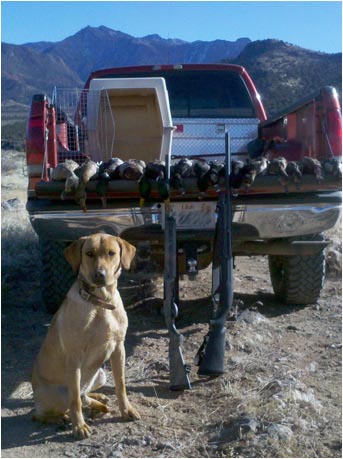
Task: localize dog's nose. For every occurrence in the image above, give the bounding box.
[94,269,106,284]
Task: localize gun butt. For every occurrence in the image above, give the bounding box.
[169,344,192,391]
[197,324,227,376]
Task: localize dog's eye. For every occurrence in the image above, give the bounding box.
[108,251,115,257]
[86,251,94,257]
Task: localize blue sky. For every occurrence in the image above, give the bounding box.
[1,1,342,53]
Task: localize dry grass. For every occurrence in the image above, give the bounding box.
[325,218,342,277]
[2,212,40,300]
[1,150,28,201]
[1,151,41,306]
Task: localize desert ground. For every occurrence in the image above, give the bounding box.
[1,149,342,458]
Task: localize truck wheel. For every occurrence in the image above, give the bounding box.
[39,239,75,313]
[268,235,326,305]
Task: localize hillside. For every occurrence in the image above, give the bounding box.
[2,43,83,102]
[229,39,342,115]
[25,26,250,81]
[2,26,250,106]
[1,42,83,144]
[1,26,342,147]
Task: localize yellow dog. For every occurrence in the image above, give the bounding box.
[32,233,140,438]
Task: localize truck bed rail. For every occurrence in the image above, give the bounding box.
[34,174,341,201]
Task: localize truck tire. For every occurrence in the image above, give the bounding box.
[39,239,75,313]
[268,234,326,305]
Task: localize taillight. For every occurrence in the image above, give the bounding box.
[26,95,49,196]
[27,118,44,129]
[326,109,342,156]
[26,117,45,163]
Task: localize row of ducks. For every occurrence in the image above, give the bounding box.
[51,156,342,211]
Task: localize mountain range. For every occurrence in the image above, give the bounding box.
[2,25,342,128]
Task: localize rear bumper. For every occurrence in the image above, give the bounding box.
[233,201,341,239]
[27,191,341,244]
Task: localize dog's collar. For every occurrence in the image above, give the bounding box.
[78,274,116,311]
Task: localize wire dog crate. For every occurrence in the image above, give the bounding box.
[52,87,115,164]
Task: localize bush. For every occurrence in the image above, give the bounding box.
[1,209,40,305]
[1,121,26,151]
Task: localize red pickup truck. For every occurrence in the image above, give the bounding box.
[25,64,342,312]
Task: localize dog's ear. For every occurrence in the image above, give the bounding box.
[116,237,136,270]
[64,237,87,272]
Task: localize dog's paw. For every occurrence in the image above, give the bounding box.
[121,404,141,421]
[87,392,110,404]
[32,411,69,425]
[73,422,92,438]
[84,393,110,418]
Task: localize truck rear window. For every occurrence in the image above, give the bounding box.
[99,70,256,119]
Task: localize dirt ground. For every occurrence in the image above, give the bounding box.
[1,150,342,458]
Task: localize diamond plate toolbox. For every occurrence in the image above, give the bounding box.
[171,118,259,159]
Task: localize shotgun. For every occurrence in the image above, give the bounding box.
[196,132,234,376]
[163,156,192,390]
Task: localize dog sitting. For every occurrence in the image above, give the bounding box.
[31,233,141,438]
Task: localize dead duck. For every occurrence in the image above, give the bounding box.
[74,184,88,212]
[190,159,211,178]
[323,158,342,180]
[286,161,303,190]
[267,157,288,190]
[242,157,269,190]
[75,159,99,184]
[139,160,168,204]
[197,161,224,193]
[101,157,123,179]
[189,159,211,197]
[240,157,268,191]
[241,161,258,191]
[51,159,79,181]
[73,160,99,212]
[96,172,111,208]
[117,159,146,181]
[54,160,81,201]
[62,172,80,197]
[267,157,288,176]
[145,160,166,180]
[230,160,245,196]
[170,158,193,193]
[300,156,323,182]
[252,156,269,176]
[96,158,123,208]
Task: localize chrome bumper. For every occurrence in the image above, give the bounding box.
[28,199,341,242]
[234,202,341,238]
